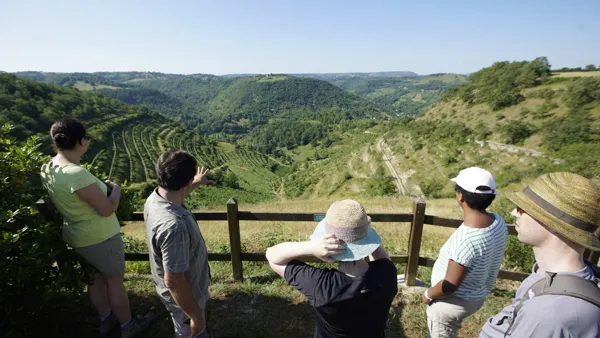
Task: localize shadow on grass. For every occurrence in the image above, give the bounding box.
[208,289,406,338]
[4,287,406,338]
[2,291,166,338]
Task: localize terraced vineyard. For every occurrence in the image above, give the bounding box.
[82,117,288,205]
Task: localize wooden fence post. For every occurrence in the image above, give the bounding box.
[227,198,243,281]
[405,197,426,286]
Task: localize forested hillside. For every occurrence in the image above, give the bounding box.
[0,73,286,206]
[280,57,600,202]
[9,58,599,204]
[15,71,387,153]
[326,74,466,116]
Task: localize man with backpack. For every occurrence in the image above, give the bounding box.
[480,172,600,338]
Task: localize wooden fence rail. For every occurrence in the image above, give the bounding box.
[39,197,600,286]
[120,198,531,285]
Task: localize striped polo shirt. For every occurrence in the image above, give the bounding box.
[431,213,508,300]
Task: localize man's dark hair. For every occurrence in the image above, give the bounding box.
[455,184,496,210]
[50,118,87,150]
[156,150,197,191]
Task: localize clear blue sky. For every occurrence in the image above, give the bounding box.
[1,0,599,75]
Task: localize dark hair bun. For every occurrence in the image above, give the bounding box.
[49,118,87,150]
[53,133,69,146]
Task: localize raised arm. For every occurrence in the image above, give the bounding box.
[266,234,344,277]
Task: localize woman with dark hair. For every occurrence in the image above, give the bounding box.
[40,118,153,338]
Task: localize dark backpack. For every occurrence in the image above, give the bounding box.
[503,259,600,337]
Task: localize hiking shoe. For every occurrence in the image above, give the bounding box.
[121,314,156,338]
[98,313,119,336]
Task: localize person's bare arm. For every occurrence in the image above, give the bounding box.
[369,245,391,261]
[75,180,121,217]
[165,272,205,336]
[422,259,468,304]
[266,235,344,277]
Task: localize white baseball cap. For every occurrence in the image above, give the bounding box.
[451,167,498,195]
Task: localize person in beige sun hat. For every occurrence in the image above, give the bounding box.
[266,199,398,338]
[480,172,600,338]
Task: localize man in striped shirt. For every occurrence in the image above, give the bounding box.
[422,167,508,338]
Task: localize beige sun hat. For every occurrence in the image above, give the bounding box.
[310,200,382,261]
[506,172,600,251]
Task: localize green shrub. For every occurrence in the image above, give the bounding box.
[564,77,600,108]
[542,112,592,151]
[420,178,446,198]
[504,236,535,271]
[0,124,87,330]
[500,121,534,145]
[122,235,151,274]
[367,177,397,196]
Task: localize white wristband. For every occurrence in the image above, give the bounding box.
[424,289,433,301]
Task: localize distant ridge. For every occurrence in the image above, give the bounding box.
[221,71,419,79]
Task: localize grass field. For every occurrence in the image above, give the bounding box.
[551,71,600,78]
[31,197,525,337]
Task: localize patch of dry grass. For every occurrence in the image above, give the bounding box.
[551,71,600,78]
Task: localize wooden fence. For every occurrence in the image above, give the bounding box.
[38,197,600,286]
[121,198,525,285]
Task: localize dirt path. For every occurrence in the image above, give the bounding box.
[376,138,408,195]
[474,140,543,157]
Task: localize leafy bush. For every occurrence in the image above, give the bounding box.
[500,121,534,145]
[564,77,600,109]
[0,124,86,331]
[542,112,593,151]
[445,57,551,110]
[420,178,446,198]
[504,236,535,271]
[122,235,151,274]
[367,177,397,196]
[532,101,558,119]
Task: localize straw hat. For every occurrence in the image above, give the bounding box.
[506,172,600,251]
[310,200,382,261]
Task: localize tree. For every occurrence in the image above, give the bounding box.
[585,64,597,71]
[564,77,600,108]
[501,121,534,145]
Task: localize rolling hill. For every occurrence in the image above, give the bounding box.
[0,73,287,206]
[279,58,600,203]
[326,73,466,116]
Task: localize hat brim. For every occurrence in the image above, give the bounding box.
[506,190,600,251]
[310,220,382,261]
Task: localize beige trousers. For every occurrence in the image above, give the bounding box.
[426,295,485,338]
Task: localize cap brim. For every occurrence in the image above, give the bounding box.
[310,220,382,261]
[506,190,600,251]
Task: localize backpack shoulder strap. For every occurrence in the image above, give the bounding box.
[537,274,600,307]
[503,271,600,337]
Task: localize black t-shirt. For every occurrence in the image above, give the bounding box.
[284,259,398,338]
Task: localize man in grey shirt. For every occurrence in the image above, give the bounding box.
[144,150,214,338]
[480,172,600,338]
